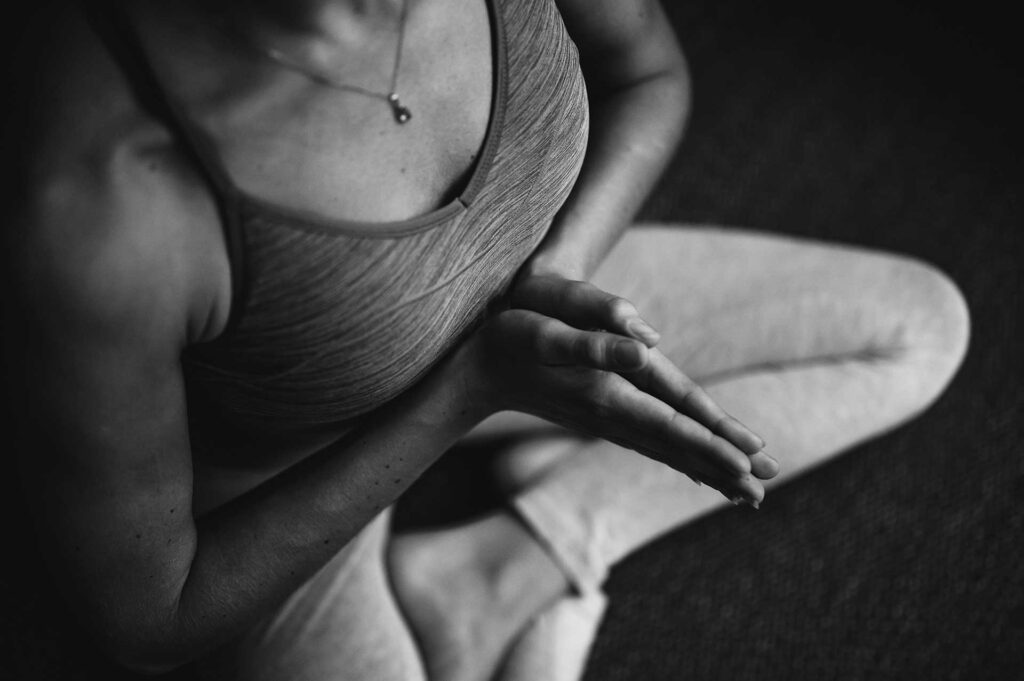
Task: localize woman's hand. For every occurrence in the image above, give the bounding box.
[511,273,662,347]
[459,305,777,506]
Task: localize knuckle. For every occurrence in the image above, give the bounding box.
[531,319,559,356]
[590,383,617,420]
[676,374,698,392]
[606,296,638,322]
[664,408,684,433]
[558,278,583,299]
[577,334,607,366]
[539,316,559,336]
[679,383,704,409]
[591,399,611,422]
[564,280,592,307]
[669,409,713,445]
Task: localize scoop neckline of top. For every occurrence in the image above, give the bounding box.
[161,0,507,239]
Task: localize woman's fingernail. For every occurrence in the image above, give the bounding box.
[614,340,644,368]
[730,495,760,509]
[626,318,660,344]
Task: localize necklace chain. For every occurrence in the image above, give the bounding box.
[228,0,412,124]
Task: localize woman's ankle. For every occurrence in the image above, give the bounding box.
[465,511,572,616]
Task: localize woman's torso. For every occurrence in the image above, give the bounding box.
[43,0,589,512]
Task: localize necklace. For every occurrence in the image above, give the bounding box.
[230,1,412,124]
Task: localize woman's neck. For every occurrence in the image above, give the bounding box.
[215,0,405,45]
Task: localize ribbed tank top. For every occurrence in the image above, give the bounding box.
[91,0,589,436]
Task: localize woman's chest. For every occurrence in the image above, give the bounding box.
[181,0,590,439]
[142,0,497,226]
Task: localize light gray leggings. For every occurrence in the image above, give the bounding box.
[218,225,970,680]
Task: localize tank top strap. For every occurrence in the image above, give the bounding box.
[83,0,248,334]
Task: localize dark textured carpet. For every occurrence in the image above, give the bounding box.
[581,1,1024,679]
[3,0,1022,679]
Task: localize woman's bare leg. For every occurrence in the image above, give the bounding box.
[389,224,970,679]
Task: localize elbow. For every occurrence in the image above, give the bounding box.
[634,54,693,149]
[654,46,692,141]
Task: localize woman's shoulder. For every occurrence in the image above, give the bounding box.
[5,1,231,346]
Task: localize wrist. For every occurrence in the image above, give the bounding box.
[441,338,503,423]
[519,251,586,283]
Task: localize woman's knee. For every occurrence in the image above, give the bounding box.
[883,256,970,406]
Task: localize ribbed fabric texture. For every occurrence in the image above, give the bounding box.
[182,0,589,432]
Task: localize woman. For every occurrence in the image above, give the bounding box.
[3,0,969,679]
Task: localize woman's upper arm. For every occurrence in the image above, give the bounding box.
[554,0,688,93]
[6,153,212,655]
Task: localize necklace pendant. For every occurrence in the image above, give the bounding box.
[387,93,412,124]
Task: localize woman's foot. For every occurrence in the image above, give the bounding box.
[497,589,608,681]
[388,512,571,681]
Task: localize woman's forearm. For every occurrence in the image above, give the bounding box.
[124,358,486,672]
[524,60,690,280]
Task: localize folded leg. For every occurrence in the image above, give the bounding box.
[496,224,970,592]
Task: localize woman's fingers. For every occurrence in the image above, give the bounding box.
[634,444,765,507]
[506,311,775,474]
[510,311,652,372]
[748,450,780,479]
[502,313,755,485]
[510,278,770,467]
[511,275,661,346]
[509,276,772,476]
[621,348,779,481]
[511,275,771,478]
[632,350,771,458]
[492,310,775,498]
[600,377,755,483]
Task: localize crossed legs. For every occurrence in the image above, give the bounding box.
[489,225,970,595]
[222,225,969,681]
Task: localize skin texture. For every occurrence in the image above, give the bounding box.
[527,0,694,280]
[4,0,775,674]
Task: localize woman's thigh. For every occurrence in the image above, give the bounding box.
[602,225,968,464]
[593,224,967,383]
